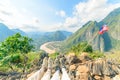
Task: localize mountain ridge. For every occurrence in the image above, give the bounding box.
[48,7,120,52]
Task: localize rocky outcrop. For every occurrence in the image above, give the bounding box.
[66,53,120,80]
[26,52,120,80]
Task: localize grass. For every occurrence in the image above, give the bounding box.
[105,50,120,64]
[49,52,59,59]
[0,52,40,73]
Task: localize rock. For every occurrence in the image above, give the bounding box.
[60,55,66,68]
[77,65,89,73]
[104,75,111,80]
[103,61,116,76]
[38,51,48,66]
[76,65,90,80]
[48,58,52,69]
[54,57,60,71]
[26,53,120,80]
[67,53,81,65]
[92,59,104,75]
[0,72,8,76]
[86,61,93,73]
[112,65,120,74]
[69,64,76,71]
[94,75,103,80]
[69,64,76,80]
[112,74,120,80]
[79,52,91,63]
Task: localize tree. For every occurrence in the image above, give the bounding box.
[0,33,34,72]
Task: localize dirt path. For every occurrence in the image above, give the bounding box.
[40,42,56,54]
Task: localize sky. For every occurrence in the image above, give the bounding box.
[0,0,120,32]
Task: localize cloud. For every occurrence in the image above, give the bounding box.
[32,17,40,25]
[0,18,4,22]
[20,24,39,32]
[0,0,120,32]
[40,0,120,32]
[0,0,40,32]
[0,10,12,16]
[63,17,79,28]
[56,10,66,17]
[57,0,120,32]
[73,0,120,23]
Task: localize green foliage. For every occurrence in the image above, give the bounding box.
[0,33,34,72]
[105,50,120,64]
[49,52,59,59]
[0,33,34,54]
[88,51,105,59]
[1,54,21,65]
[0,52,40,72]
[70,42,93,55]
[0,66,9,72]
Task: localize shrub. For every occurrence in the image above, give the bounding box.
[89,51,105,59]
[70,41,93,55]
[49,52,59,59]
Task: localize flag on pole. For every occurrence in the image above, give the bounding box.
[98,25,109,34]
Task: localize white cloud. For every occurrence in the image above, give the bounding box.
[0,0,40,32]
[57,0,120,32]
[73,0,120,23]
[63,17,79,28]
[43,0,120,32]
[56,10,66,17]
[0,0,120,32]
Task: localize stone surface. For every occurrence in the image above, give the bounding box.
[79,52,91,63]
[94,75,102,80]
[112,74,120,80]
[26,54,120,80]
[76,65,90,80]
[104,76,111,80]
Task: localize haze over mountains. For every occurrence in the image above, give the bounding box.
[0,23,72,50]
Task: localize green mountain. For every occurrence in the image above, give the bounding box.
[0,23,72,51]
[0,23,28,42]
[31,31,72,50]
[0,23,15,41]
[59,7,120,52]
[12,29,27,36]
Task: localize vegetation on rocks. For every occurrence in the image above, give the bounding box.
[70,42,93,54]
[69,41,104,59]
[49,52,59,59]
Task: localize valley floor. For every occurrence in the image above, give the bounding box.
[40,42,56,54]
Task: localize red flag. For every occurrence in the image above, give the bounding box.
[98,25,108,35]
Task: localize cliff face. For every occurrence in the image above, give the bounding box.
[62,7,120,52]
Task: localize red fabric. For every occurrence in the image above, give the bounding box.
[98,25,108,35]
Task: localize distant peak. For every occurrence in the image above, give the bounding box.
[0,23,9,30]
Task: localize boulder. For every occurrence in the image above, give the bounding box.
[69,64,76,80]
[76,65,90,80]
[94,75,103,80]
[92,59,104,75]
[79,52,91,63]
[103,61,116,76]
[112,74,120,80]
[67,53,81,64]
[104,75,111,80]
